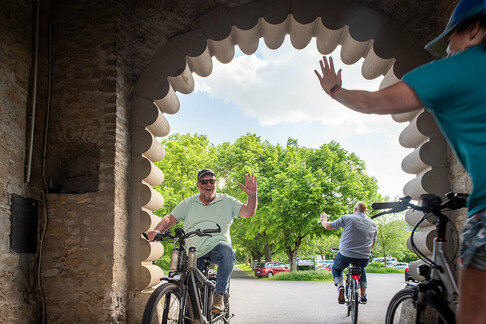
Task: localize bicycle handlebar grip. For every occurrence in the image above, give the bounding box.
[372,202,401,210]
[202,223,222,234]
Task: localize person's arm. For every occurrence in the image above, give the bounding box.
[314,56,424,114]
[146,214,178,241]
[238,173,258,218]
[320,213,333,230]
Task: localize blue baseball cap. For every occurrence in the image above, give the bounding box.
[425,0,486,56]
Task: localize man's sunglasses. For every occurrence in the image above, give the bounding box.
[199,179,216,185]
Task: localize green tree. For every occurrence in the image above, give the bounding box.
[153,133,216,216]
[374,214,410,266]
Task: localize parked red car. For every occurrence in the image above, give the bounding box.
[254,262,290,278]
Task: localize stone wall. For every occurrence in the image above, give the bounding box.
[38,0,131,322]
[0,0,42,322]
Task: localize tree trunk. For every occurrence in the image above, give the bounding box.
[264,244,272,262]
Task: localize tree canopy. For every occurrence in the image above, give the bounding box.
[152,133,411,270]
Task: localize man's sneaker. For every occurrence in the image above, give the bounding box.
[337,285,345,304]
[212,293,224,314]
[360,295,367,304]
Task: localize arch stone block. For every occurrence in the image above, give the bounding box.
[208,35,236,64]
[171,29,208,58]
[168,62,195,95]
[154,84,180,115]
[139,238,165,262]
[290,0,323,25]
[147,112,170,138]
[402,139,448,175]
[405,208,435,227]
[132,70,170,101]
[131,96,159,128]
[407,228,436,257]
[132,263,165,291]
[347,3,388,43]
[186,46,213,77]
[315,21,343,55]
[289,15,315,50]
[403,168,450,200]
[319,0,357,31]
[132,156,164,187]
[234,24,261,55]
[139,182,165,211]
[148,41,187,78]
[197,6,232,42]
[399,111,443,149]
[340,27,371,65]
[262,17,289,50]
[131,128,165,162]
[373,20,416,60]
[259,0,290,25]
[361,45,394,80]
[228,1,260,30]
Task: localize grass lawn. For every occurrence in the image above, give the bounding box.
[236,263,403,281]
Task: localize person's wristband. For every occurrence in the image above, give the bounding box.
[329,84,341,98]
[248,193,257,197]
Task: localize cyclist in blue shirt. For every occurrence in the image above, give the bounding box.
[314,0,486,322]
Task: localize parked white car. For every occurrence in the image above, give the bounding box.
[393,262,408,270]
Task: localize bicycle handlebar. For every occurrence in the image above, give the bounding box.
[371,192,467,219]
[143,224,222,242]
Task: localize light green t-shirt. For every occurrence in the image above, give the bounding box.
[171,193,244,257]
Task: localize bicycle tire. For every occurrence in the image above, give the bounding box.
[346,276,351,317]
[351,290,359,324]
[385,287,455,324]
[142,283,194,324]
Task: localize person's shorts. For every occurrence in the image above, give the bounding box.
[460,209,486,271]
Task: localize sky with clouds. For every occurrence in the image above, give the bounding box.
[163,36,414,198]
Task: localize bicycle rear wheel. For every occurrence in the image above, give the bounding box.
[142,283,194,324]
[350,290,359,324]
[385,287,455,324]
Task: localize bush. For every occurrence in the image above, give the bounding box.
[266,270,334,281]
[365,263,403,274]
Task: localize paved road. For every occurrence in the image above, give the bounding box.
[229,266,406,324]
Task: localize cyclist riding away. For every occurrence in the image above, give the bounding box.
[314,1,486,322]
[320,202,377,304]
[147,169,257,314]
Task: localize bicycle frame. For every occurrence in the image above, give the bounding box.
[419,211,459,310]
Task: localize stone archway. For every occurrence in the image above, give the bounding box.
[128,0,453,312]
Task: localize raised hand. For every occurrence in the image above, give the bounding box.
[239,173,257,196]
[314,56,342,96]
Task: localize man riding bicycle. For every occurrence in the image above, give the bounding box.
[320,202,377,304]
[147,169,257,314]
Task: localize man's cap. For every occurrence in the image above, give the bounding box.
[197,168,216,180]
[425,0,486,56]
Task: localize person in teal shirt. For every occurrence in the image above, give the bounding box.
[147,169,257,314]
[314,0,486,322]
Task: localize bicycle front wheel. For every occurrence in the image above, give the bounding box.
[142,283,194,324]
[385,287,455,324]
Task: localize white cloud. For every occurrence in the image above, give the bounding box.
[194,37,401,139]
